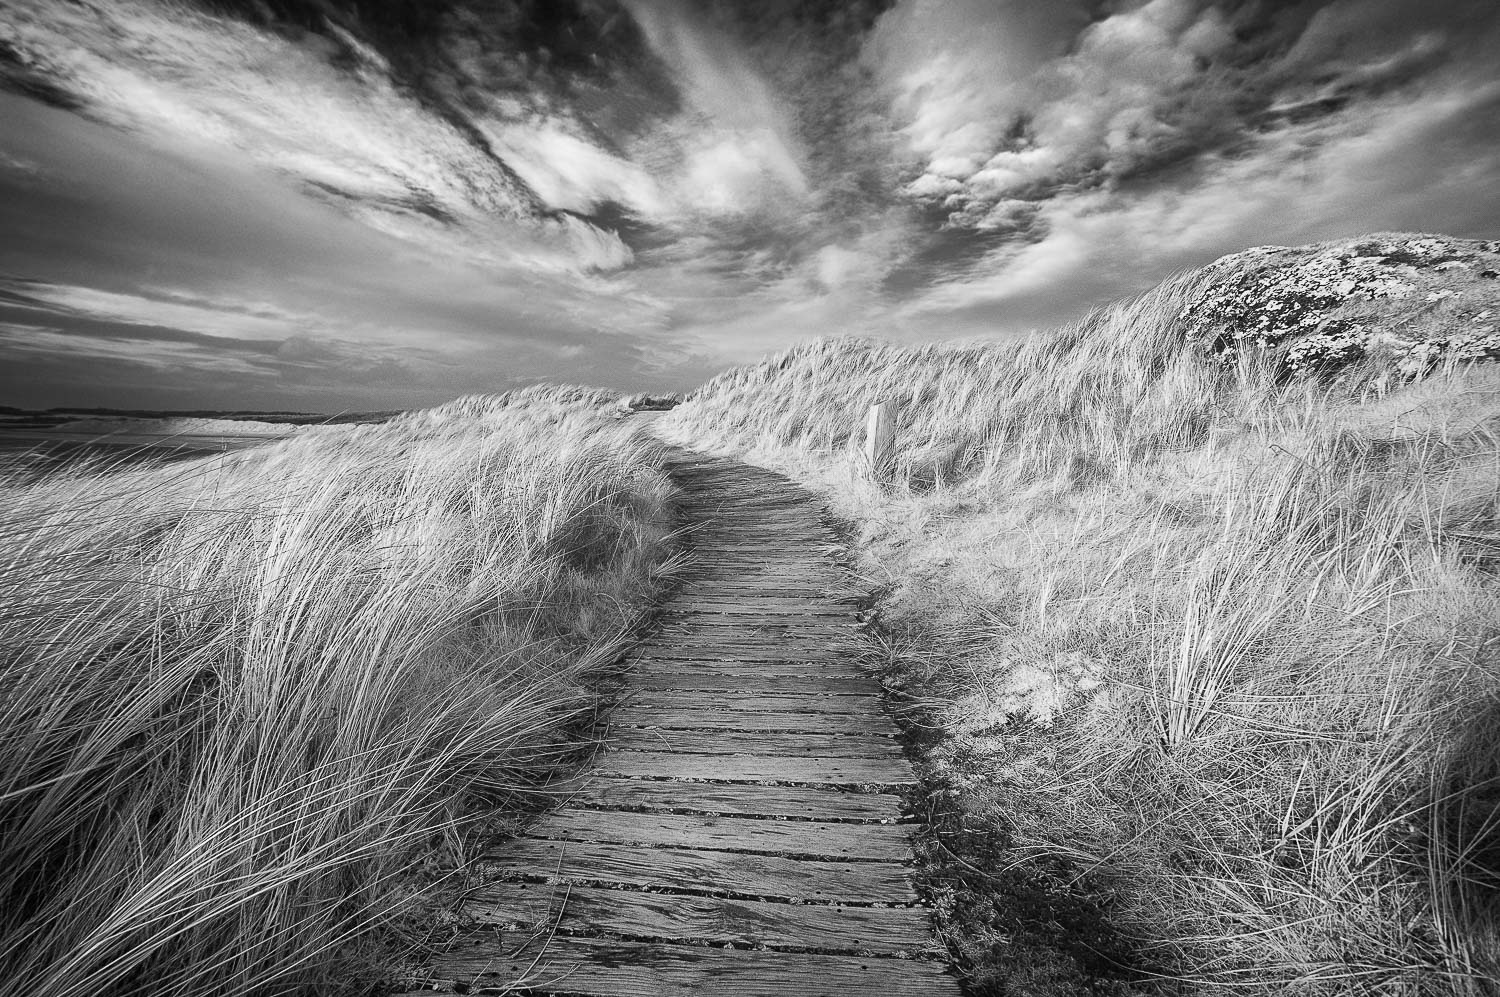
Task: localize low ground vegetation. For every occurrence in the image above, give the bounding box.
[0,385,677,997]
[658,233,1500,995]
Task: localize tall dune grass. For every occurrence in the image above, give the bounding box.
[0,386,676,997]
[658,268,1500,992]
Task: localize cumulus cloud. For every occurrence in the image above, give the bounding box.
[866,0,1499,244]
[868,0,1250,230]
[899,72,1500,329]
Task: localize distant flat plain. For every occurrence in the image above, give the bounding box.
[0,410,385,464]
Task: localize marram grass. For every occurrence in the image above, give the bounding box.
[0,387,676,997]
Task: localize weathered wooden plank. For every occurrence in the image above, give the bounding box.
[683,550,832,559]
[526,809,912,860]
[659,610,853,623]
[481,840,916,903]
[610,708,898,736]
[672,582,849,592]
[688,492,817,501]
[675,575,852,584]
[684,478,788,486]
[638,629,855,642]
[642,629,858,644]
[681,575,849,588]
[462,883,937,954]
[666,605,864,623]
[691,525,826,534]
[637,635,863,651]
[655,620,854,636]
[569,777,905,821]
[606,727,900,757]
[680,573,842,583]
[683,544,832,553]
[689,501,812,510]
[690,524,829,533]
[628,673,881,695]
[651,631,857,647]
[591,751,914,786]
[663,588,844,600]
[631,647,859,663]
[695,536,828,545]
[697,545,835,555]
[661,605,852,618]
[683,558,841,569]
[683,544,829,553]
[626,691,873,714]
[423,934,957,996]
[682,569,839,579]
[627,658,868,677]
[680,573,844,582]
[642,641,860,656]
[667,587,847,596]
[645,642,859,659]
[690,506,821,516]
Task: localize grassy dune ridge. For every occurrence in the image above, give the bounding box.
[0,386,677,996]
[658,237,1500,993]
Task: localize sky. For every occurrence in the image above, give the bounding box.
[1,0,1499,411]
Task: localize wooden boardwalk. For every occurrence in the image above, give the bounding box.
[402,453,960,996]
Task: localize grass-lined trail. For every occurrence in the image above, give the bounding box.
[404,452,960,995]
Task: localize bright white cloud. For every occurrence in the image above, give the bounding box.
[11,282,311,342]
[485,119,668,217]
[0,323,268,374]
[901,77,1500,322]
[862,0,1288,229]
[624,0,811,217]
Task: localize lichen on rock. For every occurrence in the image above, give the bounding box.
[1180,233,1500,381]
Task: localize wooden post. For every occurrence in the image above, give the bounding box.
[864,401,896,475]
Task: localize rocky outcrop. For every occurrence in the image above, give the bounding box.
[1182,234,1500,380]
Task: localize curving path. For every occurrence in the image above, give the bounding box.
[405,452,960,995]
